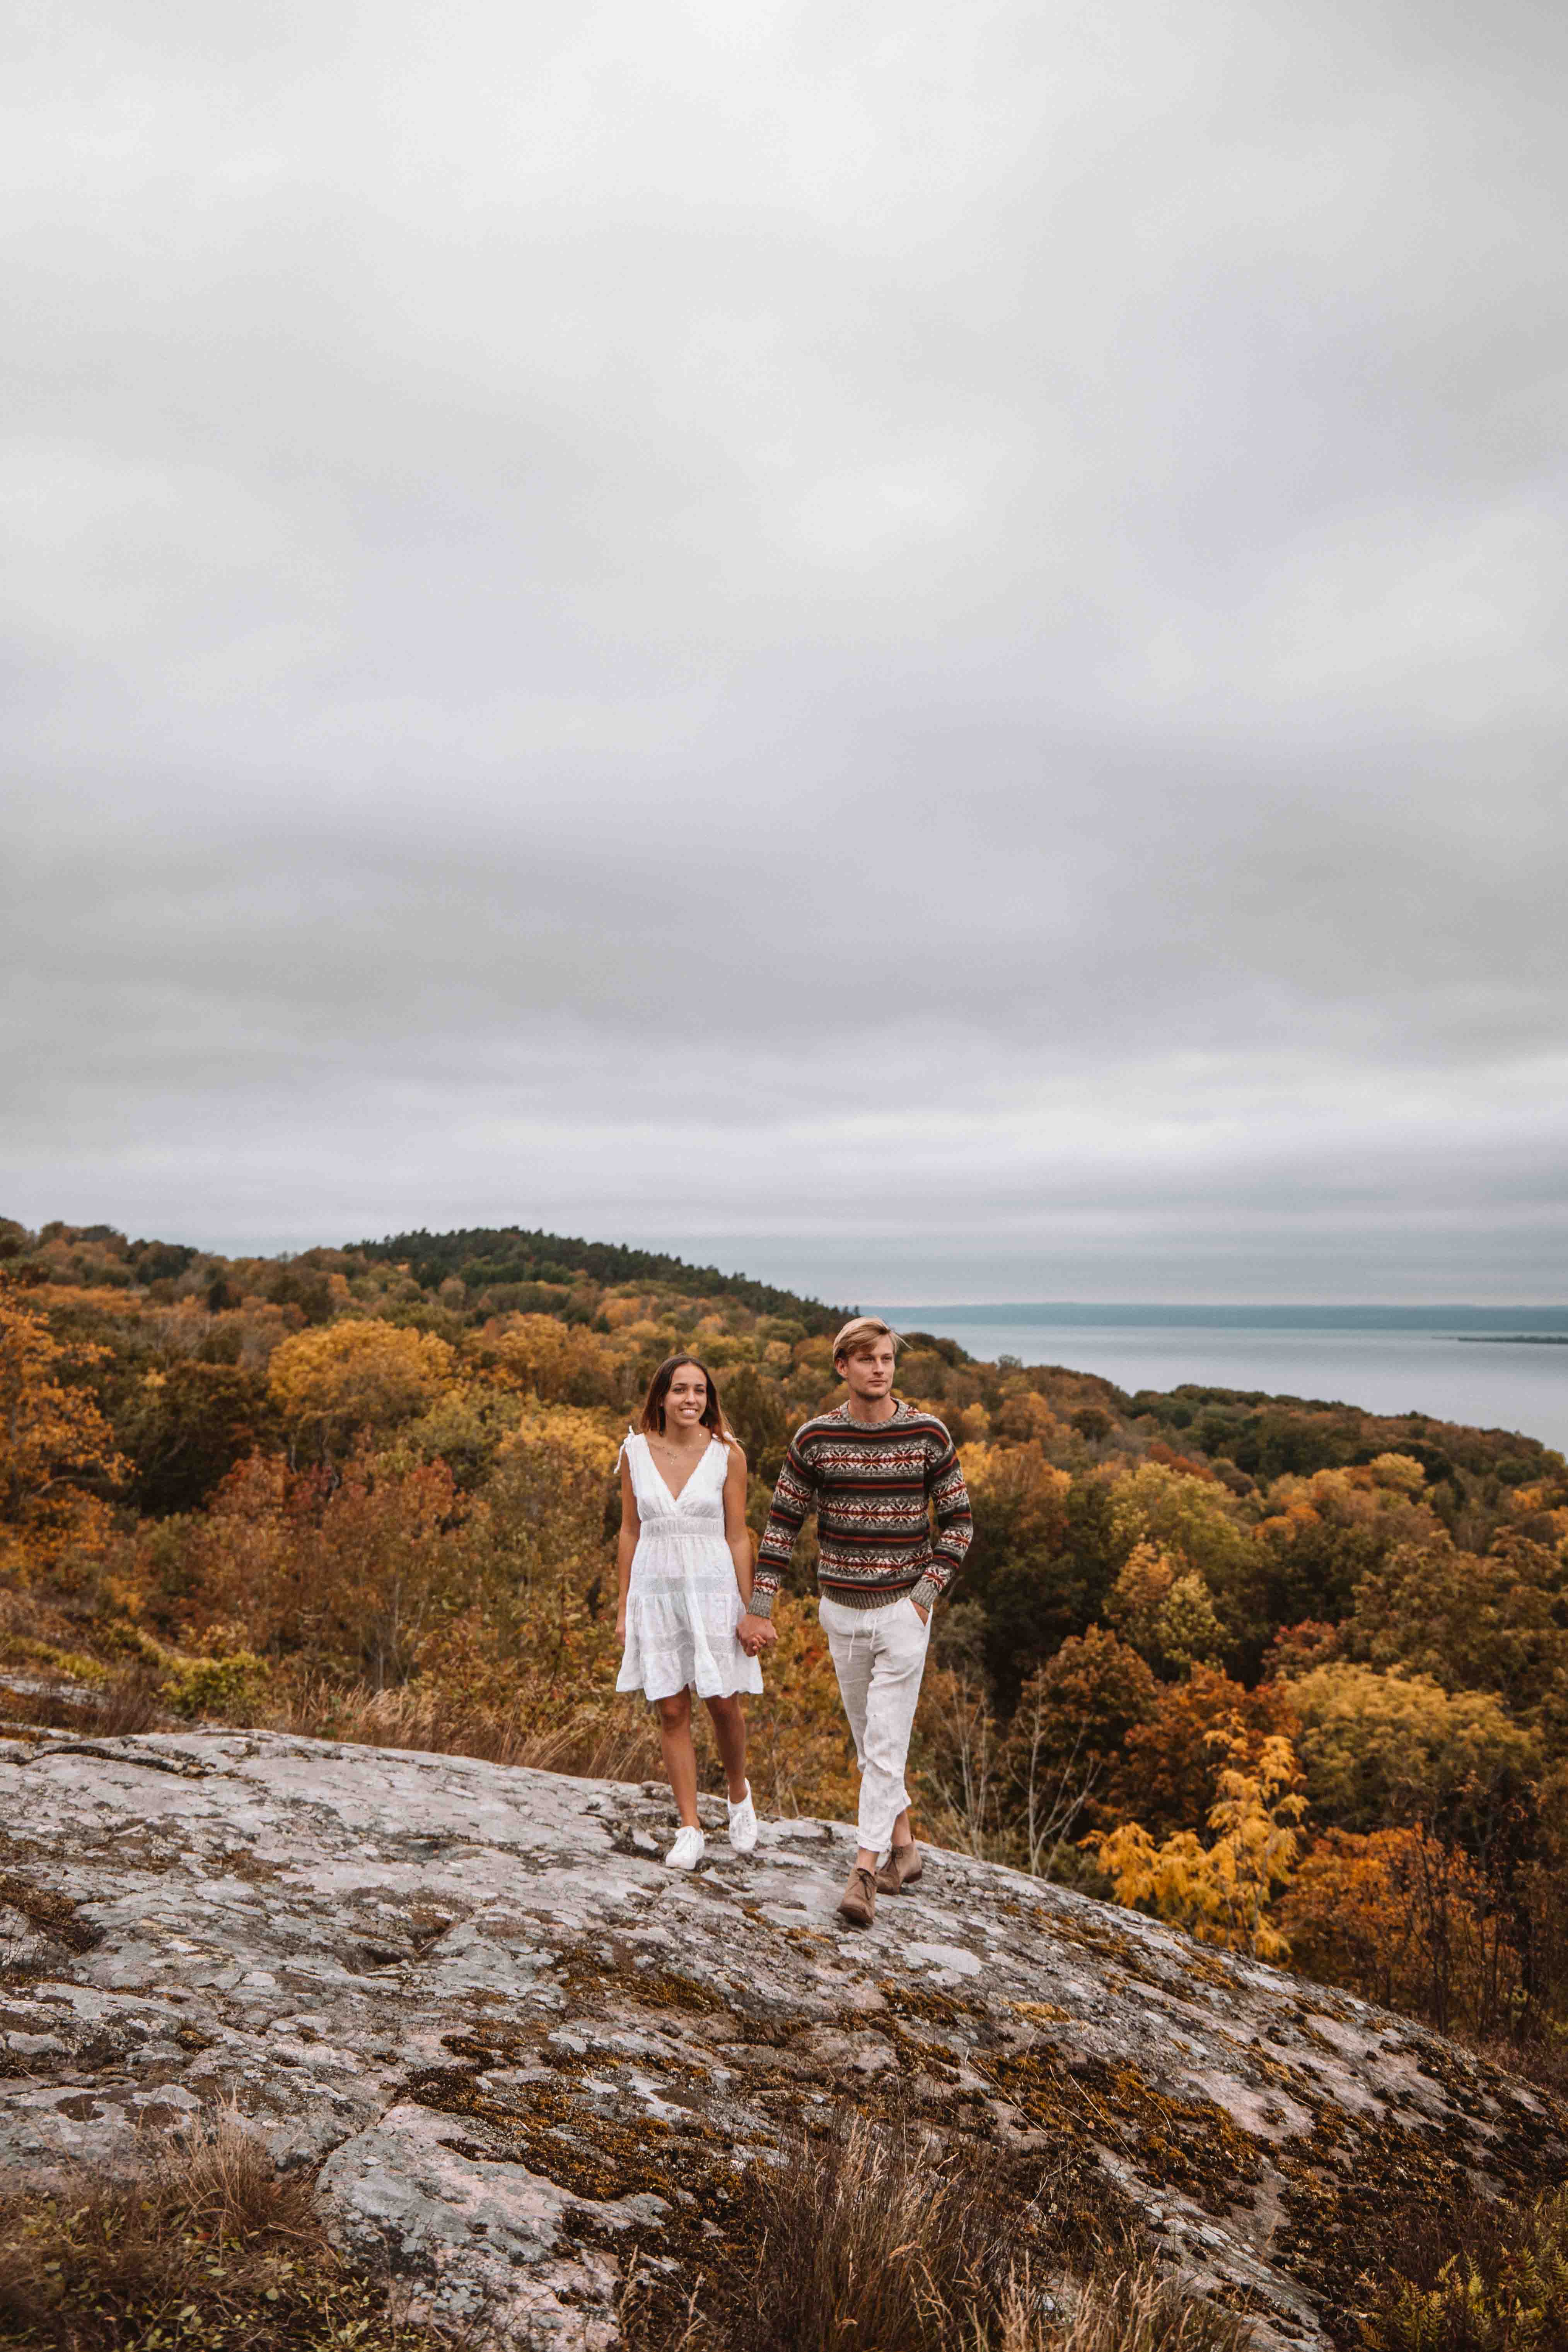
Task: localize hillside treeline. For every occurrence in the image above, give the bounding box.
[4,1214,1568,2065]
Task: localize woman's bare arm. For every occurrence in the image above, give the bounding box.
[722,1439,753,1605]
[615,1450,640,1642]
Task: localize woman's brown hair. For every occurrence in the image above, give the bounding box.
[639,1354,727,1440]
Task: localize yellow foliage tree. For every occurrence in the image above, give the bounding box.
[400,1401,626,1714]
[990,1389,1061,1445]
[469,1404,621,1612]
[1105,1541,1225,1671]
[959,1441,1072,1566]
[1264,1459,1437,1537]
[0,1282,126,1577]
[268,1320,455,1463]
[1086,1728,1307,1960]
[1105,1540,1176,1654]
[1287,1661,1537,1832]
[467,1313,619,1407]
[1106,1460,1254,1592]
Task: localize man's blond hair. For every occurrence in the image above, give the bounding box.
[832,1315,903,1364]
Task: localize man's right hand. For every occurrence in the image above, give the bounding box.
[738,1612,778,1655]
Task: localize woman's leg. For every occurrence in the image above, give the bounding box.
[704,1694,749,1802]
[656,1691,701,1828]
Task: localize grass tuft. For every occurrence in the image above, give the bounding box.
[0,2103,455,2351]
[626,2115,1253,2352]
[1031,2266,1259,2352]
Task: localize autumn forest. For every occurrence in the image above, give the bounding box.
[4,1215,1568,2073]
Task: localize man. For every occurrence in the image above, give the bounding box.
[738,1316,973,1927]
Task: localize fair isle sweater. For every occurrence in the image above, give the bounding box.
[749,1399,974,1618]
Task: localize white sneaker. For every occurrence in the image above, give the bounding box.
[727,1781,758,1854]
[664,1826,706,1871]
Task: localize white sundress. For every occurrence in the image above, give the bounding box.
[616,1432,763,1705]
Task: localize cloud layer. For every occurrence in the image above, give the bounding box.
[4,0,1565,1298]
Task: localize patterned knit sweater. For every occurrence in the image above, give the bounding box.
[750,1400,974,1618]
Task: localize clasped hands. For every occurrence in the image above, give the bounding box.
[737,1611,778,1658]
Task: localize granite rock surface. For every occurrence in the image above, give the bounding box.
[3,1725,1564,2349]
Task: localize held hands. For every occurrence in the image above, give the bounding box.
[737,1611,778,1658]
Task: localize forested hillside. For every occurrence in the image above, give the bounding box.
[4,1214,1567,2070]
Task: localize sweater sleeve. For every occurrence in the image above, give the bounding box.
[909,1424,974,1613]
[749,1433,818,1618]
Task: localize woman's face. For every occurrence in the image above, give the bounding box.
[664,1364,708,1434]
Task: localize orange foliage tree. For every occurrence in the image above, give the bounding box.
[1105,1665,1300,1838]
[1281,1824,1524,2036]
[998,1626,1159,1876]
[0,1281,126,1577]
[146,1444,468,1688]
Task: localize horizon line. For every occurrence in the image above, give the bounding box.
[881,1299,1568,1316]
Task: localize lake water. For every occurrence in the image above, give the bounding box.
[888,1306,1568,1457]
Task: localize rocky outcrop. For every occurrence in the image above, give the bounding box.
[3,1727,1563,2348]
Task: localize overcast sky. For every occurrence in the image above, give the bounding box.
[3,0,1565,1303]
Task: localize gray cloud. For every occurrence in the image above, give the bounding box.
[3,0,1566,1299]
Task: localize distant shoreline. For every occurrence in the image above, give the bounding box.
[890,1302,1568,1335]
[1456,1335,1568,1346]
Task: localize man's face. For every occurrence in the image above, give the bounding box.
[837,1337,896,1400]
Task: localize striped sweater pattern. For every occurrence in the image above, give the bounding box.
[750,1400,974,1618]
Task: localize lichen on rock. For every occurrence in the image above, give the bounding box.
[2,1727,1564,2348]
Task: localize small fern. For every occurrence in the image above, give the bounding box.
[1366,2189,1568,2352]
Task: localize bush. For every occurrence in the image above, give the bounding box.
[162,1649,270,1720]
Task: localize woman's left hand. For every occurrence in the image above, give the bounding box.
[737,1611,777,1656]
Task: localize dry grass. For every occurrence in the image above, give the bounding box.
[1465,2031,1568,2102]
[271,1670,665,1782]
[0,2103,454,2351]
[0,1671,165,1741]
[1025,2268,1260,2352]
[723,2115,1017,2352]
[630,2116,1254,2352]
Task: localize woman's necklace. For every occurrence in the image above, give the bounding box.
[653,1432,706,1461]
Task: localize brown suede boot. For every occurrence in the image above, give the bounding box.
[875,1841,923,1895]
[837,1865,877,1928]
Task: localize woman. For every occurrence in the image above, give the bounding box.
[616,1354,772,1868]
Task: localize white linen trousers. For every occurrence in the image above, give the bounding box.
[818,1591,931,1855]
